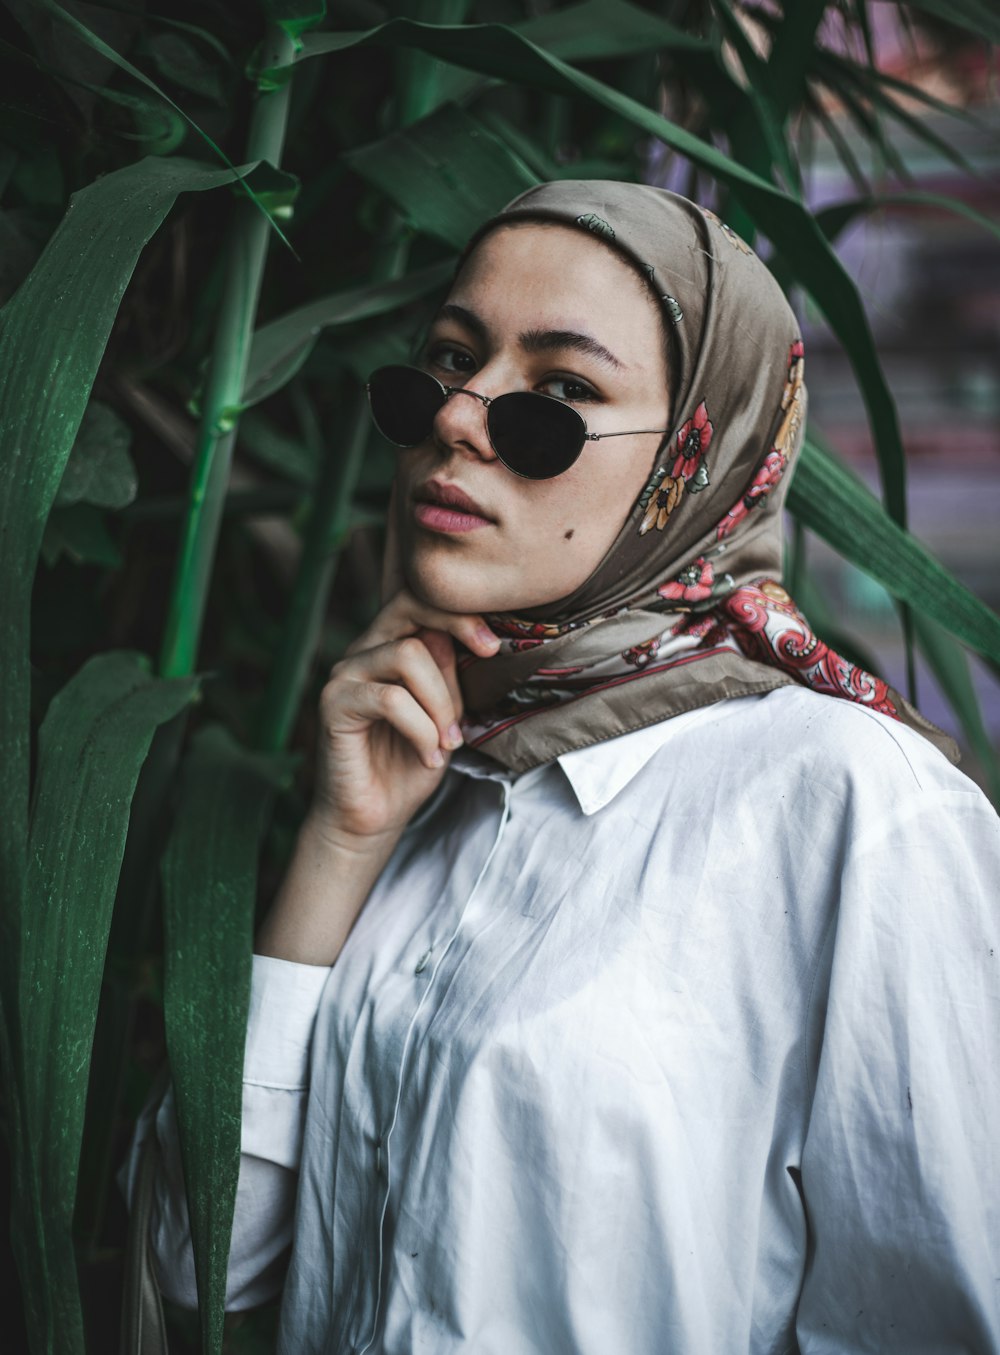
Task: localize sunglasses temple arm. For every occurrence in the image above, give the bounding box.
[587,428,672,441]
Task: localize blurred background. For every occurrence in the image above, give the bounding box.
[800,8,999,785]
[645,3,1000,787]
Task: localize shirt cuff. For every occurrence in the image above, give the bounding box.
[243,953,331,1090]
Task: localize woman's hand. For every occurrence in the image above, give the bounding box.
[306,587,501,846]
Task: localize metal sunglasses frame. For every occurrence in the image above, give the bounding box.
[366,364,671,480]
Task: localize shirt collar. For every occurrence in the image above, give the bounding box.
[451,699,742,816]
[557,698,760,814]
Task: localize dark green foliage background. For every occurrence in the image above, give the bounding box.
[1,2,997,1351]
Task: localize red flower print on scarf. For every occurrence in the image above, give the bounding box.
[715,448,787,541]
[657,556,733,606]
[639,400,713,535]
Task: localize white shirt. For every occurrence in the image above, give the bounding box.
[125,686,1000,1354]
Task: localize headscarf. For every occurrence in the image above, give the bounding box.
[447,181,956,773]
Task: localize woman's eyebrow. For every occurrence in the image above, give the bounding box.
[519,327,625,371]
[433,303,626,371]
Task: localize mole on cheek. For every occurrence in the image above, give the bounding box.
[564,528,575,540]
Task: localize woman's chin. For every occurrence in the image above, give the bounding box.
[405,563,496,616]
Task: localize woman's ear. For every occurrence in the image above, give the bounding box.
[380,477,405,605]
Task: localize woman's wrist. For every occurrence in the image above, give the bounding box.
[254,810,402,967]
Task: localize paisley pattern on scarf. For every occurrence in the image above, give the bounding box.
[449,181,956,772]
[720,582,899,715]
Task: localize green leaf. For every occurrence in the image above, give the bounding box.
[789,438,1000,666]
[54,399,136,509]
[363,0,711,111]
[161,725,293,1355]
[145,30,229,105]
[261,0,328,41]
[344,103,539,248]
[243,260,452,407]
[36,0,292,247]
[239,410,319,487]
[40,503,123,569]
[712,0,801,194]
[285,15,914,539]
[813,47,979,179]
[17,652,198,1352]
[913,612,1000,805]
[765,0,828,122]
[0,154,260,1355]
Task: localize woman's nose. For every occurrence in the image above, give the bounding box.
[432,385,498,464]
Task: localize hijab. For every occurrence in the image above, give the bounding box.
[446,180,956,773]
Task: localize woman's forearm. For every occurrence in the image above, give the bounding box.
[254,814,401,966]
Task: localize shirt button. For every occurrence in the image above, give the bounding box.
[414,947,433,974]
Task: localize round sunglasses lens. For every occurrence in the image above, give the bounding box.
[488,392,585,479]
[368,366,444,447]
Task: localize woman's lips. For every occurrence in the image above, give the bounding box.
[413,479,495,534]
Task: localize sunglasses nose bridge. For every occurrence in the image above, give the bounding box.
[444,385,492,410]
[432,382,503,466]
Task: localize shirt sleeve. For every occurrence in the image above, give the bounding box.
[120,953,331,1311]
[795,757,1000,1353]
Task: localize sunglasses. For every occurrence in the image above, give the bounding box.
[366,364,671,481]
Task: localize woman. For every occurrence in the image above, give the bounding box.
[126,181,1000,1353]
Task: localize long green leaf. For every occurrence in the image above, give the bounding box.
[789,439,1000,665]
[765,0,828,122]
[390,0,710,110]
[276,16,913,538]
[0,152,259,1355]
[0,154,258,894]
[344,104,538,249]
[814,47,980,178]
[913,612,1000,805]
[36,0,293,247]
[162,725,293,1355]
[19,653,198,1353]
[242,260,453,407]
[712,0,801,195]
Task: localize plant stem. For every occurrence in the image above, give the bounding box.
[159,26,296,679]
[253,0,467,754]
[255,393,373,754]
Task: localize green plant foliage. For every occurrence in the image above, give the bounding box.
[17,652,199,1352]
[53,400,137,509]
[0,153,265,1355]
[162,725,295,1355]
[790,438,1000,663]
[243,261,453,407]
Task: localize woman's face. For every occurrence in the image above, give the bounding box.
[392,221,671,614]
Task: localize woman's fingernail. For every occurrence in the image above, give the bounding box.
[478,627,500,649]
[447,723,463,747]
[429,748,445,767]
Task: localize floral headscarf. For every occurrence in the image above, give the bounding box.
[448,181,955,773]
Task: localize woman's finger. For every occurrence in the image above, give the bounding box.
[349,587,500,661]
[418,627,464,728]
[345,635,463,747]
[330,678,447,770]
